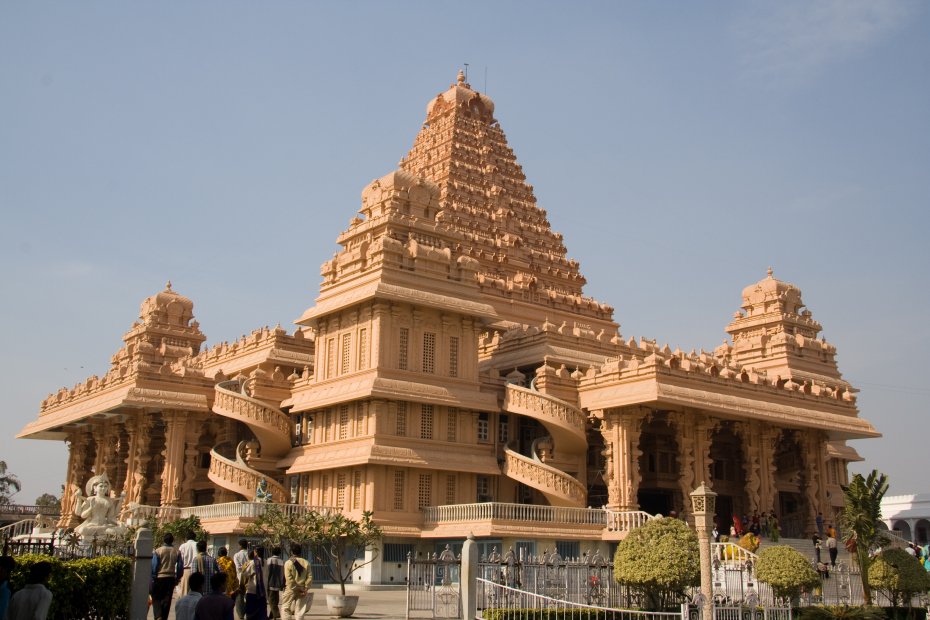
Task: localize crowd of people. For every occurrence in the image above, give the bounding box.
[151,531,313,620]
[712,510,783,542]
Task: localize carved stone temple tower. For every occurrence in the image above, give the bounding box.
[21,73,878,577]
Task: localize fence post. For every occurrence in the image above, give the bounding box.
[130,528,153,620]
[461,533,478,620]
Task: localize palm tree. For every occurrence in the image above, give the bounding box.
[839,469,889,606]
[0,460,22,504]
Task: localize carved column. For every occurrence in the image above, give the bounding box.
[694,415,716,489]
[372,302,389,370]
[593,410,619,509]
[58,428,91,529]
[759,425,780,515]
[160,411,188,506]
[675,412,696,523]
[733,420,762,513]
[802,431,827,535]
[616,408,646,510]
[122,414,155,509]
[179,417,202,507]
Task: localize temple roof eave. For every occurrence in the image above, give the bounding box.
[579,373,879,441]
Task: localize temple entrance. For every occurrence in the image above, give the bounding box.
[716,495,734,531]
[708,423,749,520]
[773,430,808,538]
[637,415,682,515]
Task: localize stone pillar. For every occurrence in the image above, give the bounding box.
[675,413,697,523]
[593,410,619,509]
[694,416,716,492]
[372,302,389,370]
[180,418,202,507]
[617,409,646,510]
[130,528,153,620]
[160,411,188,506]
[58,429,91,529]
[735,420,762,513]
[759,426,780,515]
[690,482,717,620]
[461,533,479,620]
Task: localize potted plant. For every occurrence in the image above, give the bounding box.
[306,510,383,618]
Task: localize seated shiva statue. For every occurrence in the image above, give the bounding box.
[73,473,128,539]
[255,477,273,503]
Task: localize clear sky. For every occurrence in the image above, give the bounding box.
[2,1,928,504]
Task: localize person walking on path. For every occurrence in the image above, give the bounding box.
[240,548,268,620]
[826,534,838,567]
[264,547,285,619]
[196,573,236,620]
[280,544,312,620]
[179,531,199,597]
[7,561,53,620]
[812,534,823,564]
[216,547,239,598]
[816,512,825,538]
[233,539,250,620]
[193,541,220,585]
[152,533,184,620]
[174,572,205,620]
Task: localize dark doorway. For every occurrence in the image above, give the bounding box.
[638,489,674,516]
[716,495,734,530]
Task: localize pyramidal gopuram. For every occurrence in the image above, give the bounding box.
[20,73,877,582]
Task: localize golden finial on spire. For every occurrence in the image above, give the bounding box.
[457,69,466,86]
[766,267,773,278]
[166,280,173,291]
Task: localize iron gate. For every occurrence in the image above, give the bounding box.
[407,545,461,618]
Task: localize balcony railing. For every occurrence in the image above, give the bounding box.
[422,502,648,533]
[126,501,336,524]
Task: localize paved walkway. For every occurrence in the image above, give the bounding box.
[166,588,410,619]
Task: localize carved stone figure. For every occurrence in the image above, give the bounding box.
[73,473,128,539]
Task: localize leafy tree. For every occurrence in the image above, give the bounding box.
[35,492,61,514]
[612,516,700,610]
[755,545,820,603]
[868,547,930,611]
[150,515,207,544]
[839,470,890,606]
[245,505,315,547]
[0,460,21,504]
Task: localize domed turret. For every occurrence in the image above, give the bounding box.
[139,281,196,328]
[426,69,495,121]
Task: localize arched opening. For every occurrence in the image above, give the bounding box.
[892,520,912,541]
[637,414,681,516]
[915,519,930,546]
[773,430,807,538]
[709,423,749,529]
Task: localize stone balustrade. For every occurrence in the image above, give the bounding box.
[214,383,292,438]
[208,449,287,503]
[603,508,654,533]
[502,448,586,507]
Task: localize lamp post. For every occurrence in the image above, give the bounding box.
[690,482,717,620]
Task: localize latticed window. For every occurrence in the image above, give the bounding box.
[336,473,346,509]
[396,402,407,436]
[339,405,349,440]
[321,474,330,506]
[293,413,302,446]
[358,328,368,370]
[420,404,433,439]
[326,338,336,378]
[422,332,436,373]
[477,476,490,501]
[446,408,457,441]
[289,476,299,504]
[418,474,432,509]
[353,470,363,508]
[477,412,489,442]
[449,336,459,377]
[393,471,405,510]
[341,333,351,374]
[398,328,409,370]
[445,474,456,505]
[499,415,509,444]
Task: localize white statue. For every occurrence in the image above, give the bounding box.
[72,473,128,539]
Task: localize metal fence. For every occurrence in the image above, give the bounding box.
[477,578,688,620]
[407,545,462,619]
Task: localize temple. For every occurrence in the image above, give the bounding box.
[19,71,878,579]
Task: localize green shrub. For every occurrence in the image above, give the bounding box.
[798,605,887,620]
[8,554,132,620]
[612,516,699,610]
[868,548,930,609]
[755,545,820,602]
[150,514,207,544]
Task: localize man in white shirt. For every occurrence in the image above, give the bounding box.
[173,571,205,620]
[178,530,199,596]
[232,539,250,620]
[7,561,53,620]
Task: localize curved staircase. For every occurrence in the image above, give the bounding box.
[501,383,587,508]
[210,379,291,502]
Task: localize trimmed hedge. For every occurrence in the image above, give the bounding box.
[8,554,132,620]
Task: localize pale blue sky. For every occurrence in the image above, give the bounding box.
[2,1,928,504]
